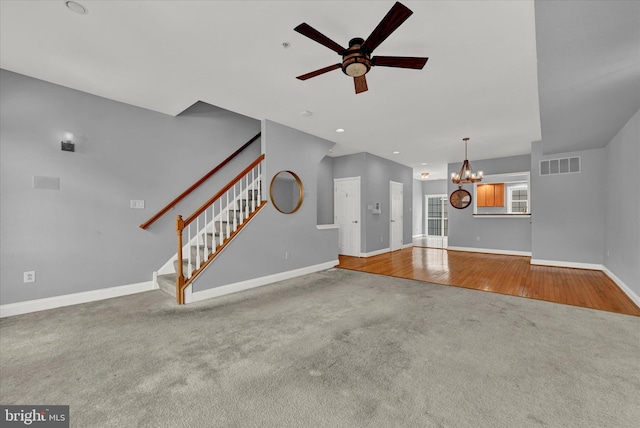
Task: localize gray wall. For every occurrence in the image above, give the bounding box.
[317,156,334,225]
[448,154,531,252]
[412,179,423,236]
[604,109,639,295]
[0,69,260,304]
[531,142,606,264]
[332,153,413,254]
[191,120,338,291]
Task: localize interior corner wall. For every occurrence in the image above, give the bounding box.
[448,154,531,252]
[530,142,606,265]
[333,153,413,254]
[190,120,337,291]
[604,109,639,296]
[317,156,334,225]
[0,69,260,305]
[412,180,424,236]
[363,154,413,253]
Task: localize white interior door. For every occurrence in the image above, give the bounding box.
[390,181,403,251]
[424,194,448,248]
[334,177,361,256]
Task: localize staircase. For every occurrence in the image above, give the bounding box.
[139,132,266,305]
[156,188,262,298]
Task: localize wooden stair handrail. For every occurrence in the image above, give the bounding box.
[139,132,261,229]
[183,154,265,226]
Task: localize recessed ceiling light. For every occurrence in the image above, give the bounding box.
[301,110,312,117]
[65,1,88,14]
[393,151,400,154]
[335,128,345,133]
[421,162,428,165]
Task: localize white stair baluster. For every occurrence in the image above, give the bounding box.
[251,168,256,212]
[233,185,237,231]
[219,199,224,245]
[257,163,261,205]
[211,202,217,253]
[245,175,249,220]
[187,224,192,279]
[196,217,201,269]
[203,209,208,260]
[226,192,230,237]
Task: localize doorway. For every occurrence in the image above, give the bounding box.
[424,194,448,248]
[334,177,361,256]
[390,181,403,252]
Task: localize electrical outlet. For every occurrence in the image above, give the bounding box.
[285,251,290,260]
[476,236,481,241]
[23,271,36,283]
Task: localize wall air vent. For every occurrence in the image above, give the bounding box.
[539,156,580,176]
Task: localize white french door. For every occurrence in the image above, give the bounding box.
[424,194,448,248]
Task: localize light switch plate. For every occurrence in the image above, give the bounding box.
[130,200,145,209]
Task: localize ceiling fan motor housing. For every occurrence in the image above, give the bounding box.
[342,38,371,77]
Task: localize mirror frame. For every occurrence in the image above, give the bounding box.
[269,170,304,214]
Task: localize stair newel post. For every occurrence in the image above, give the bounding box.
[176,215,186,305]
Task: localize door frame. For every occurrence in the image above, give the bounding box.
[334,177,361,256]
[424,194,448,248]
[389,181,403,252]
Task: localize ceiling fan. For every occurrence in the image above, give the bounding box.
[294,2,428,94]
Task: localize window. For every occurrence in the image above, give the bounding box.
[508,186,528,214]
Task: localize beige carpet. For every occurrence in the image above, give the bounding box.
[1,268,639,427]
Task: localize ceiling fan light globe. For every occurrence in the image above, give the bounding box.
[345,63,368,77]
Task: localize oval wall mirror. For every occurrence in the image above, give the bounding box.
[270,170,304,214]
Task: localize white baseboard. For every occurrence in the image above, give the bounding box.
[186,260,339,304]
[402,242,414,249]
[0,280,155,318]
[602,266,640,309]
[362,248,390,257]
[530,259,603,270]
[448,246,532,257]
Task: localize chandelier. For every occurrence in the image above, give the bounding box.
[451,137,483,184]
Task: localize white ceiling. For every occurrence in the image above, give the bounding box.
[1,1,637,180]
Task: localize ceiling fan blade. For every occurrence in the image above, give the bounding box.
[354,75,368,94]
[296,63,342,81]
[294,23,346,54]
[371,56,428,69]
[361,2,413,54]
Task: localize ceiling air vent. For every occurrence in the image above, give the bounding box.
[539,156,580,176]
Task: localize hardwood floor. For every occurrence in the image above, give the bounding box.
[337,247,640,317]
